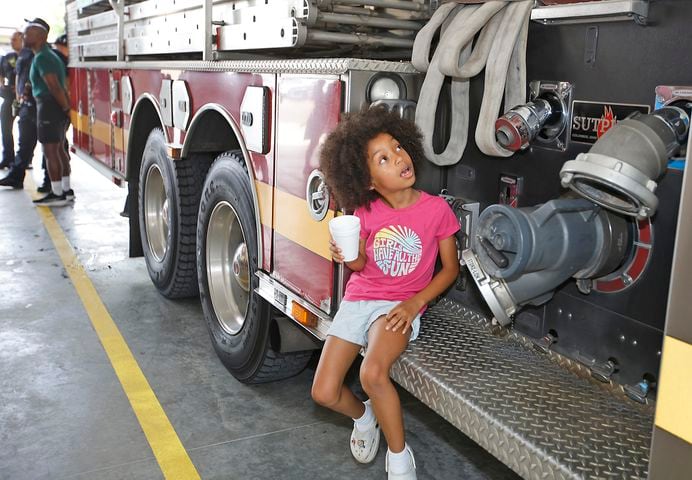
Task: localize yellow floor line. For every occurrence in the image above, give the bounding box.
[29,177,201,480]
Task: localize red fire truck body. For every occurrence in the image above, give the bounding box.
[68,56,420,335]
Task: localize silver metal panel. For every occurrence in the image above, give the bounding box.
[81,41,119,59]
[126,0,215,21]
[159,79,173,127]
[121,75,134,115]
[217,18,305,51]
[126,9,204,35]
[531,0,648,25]
[239,86,269,154]
[172,80,191,130]
[76,9,117,31]
[125,35,205,55]
[70,58,419,74]
[391,299,653,480]
[217,0,311,25]
[75,29,119,47]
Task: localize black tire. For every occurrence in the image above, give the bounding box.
[197,151,312,384]
[138,128,210,298]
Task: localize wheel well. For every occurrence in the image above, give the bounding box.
[183,108,242,158]
[126,98,162,182]
[125,97,164,258]
[183,106,265,270]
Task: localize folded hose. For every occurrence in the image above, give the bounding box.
[413,0,533,165]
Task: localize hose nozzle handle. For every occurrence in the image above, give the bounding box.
[478,236,509,269]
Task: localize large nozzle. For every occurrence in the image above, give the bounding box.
[560,106,689,219]
[464,198,629,325]
[495,90,566,151]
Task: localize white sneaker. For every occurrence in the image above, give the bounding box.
[350,400,380,463]
[385,444,417,480]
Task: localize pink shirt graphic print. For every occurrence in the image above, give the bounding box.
[373,225,422,277]
[344,192,460,303]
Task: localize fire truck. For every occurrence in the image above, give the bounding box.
[65,0,691,478]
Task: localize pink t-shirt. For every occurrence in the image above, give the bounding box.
[344,191,460,302]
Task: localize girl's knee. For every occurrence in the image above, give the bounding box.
[359,362,390,395]
[311,380,339,407]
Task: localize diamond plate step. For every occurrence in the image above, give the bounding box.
[391,298,652,480]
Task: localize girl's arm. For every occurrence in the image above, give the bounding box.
[386,235,460,333]
[329,238,367,272]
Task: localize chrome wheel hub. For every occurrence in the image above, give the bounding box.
[206,201,249,335]
[144,163,169,262]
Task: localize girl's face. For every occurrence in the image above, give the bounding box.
[366,132,416,195]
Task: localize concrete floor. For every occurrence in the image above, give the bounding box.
[0,155,520,480]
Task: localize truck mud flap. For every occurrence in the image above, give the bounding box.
[391,298,652,480]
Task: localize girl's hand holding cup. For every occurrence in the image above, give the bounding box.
[329,238,345,263]
[328,215,360,263]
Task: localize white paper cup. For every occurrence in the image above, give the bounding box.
[329,215,361,262]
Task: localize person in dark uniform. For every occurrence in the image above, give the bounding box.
[0,31,22,171]
[24,18,72,206]
[0,32,37,189]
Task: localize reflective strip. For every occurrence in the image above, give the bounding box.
[255,180,273,227]
[71,110,125,151]
[256,183,334,260]
[31,178,200,480]
[655,335,692,444]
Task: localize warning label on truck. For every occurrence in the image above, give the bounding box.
[570,100,650,145]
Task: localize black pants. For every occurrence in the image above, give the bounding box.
[37,95,68,144]
[6,104,37,182]
[0,96,15,166]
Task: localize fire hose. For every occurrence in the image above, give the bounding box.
[412,0,533,165]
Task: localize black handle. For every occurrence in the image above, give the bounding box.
[479,236,509,269]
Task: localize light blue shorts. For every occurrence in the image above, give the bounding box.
[327,299,421,347]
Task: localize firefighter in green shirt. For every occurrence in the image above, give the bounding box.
[24,18,72,206]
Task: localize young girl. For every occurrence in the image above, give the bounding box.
[311,107,460,479]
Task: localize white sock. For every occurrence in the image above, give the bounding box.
[388,445,414,474]
[62,176,70,191]
[353,401,375,431]
[51,181,63,196]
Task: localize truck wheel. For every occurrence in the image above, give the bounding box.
[197,151,312,383]
[138,128,209,298]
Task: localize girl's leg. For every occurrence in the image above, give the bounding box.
[360,316,410,453]
[311,335,364,418]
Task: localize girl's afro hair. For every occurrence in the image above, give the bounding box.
[319,106,426,210]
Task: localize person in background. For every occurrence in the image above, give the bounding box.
[0,31,37,189]
[36,33,70,193]
[53,34,68,64]
[23,18,73,206]
[0,31,22,172]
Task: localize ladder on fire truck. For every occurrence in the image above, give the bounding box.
[70,0,435,61]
